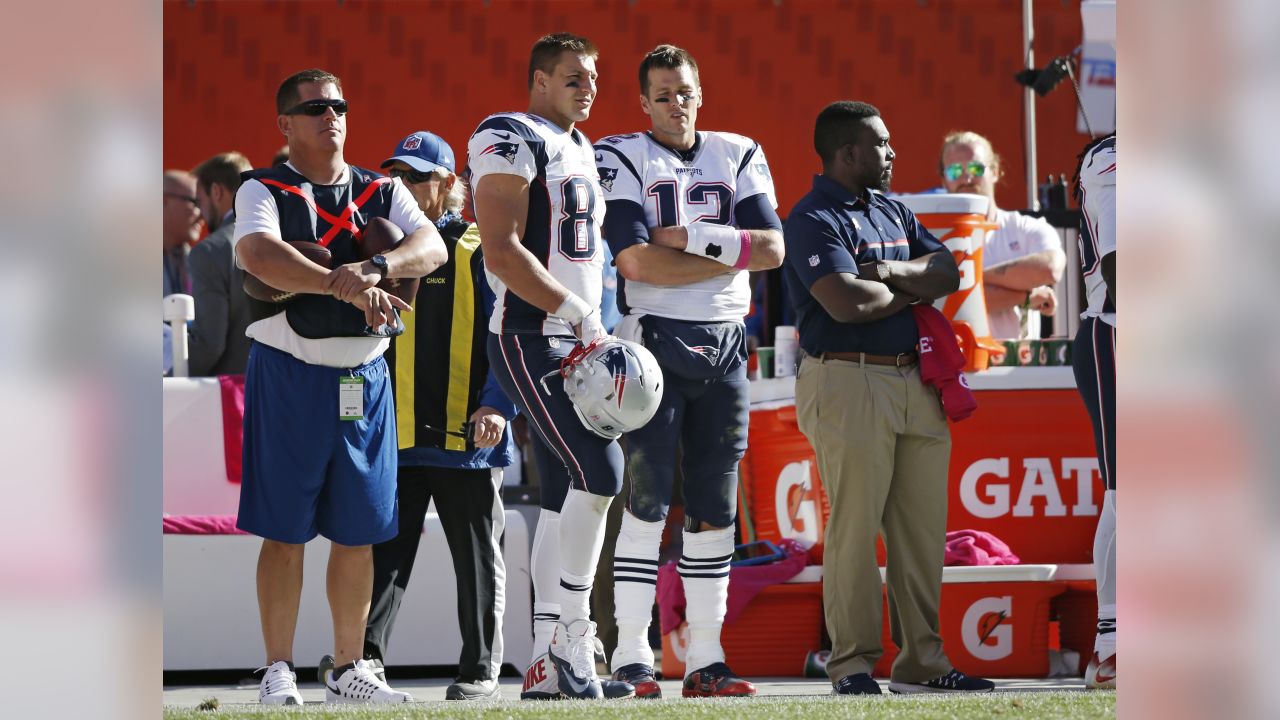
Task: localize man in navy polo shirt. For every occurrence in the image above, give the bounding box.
[782,101,993,696]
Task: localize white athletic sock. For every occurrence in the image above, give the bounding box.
[558,489,613,623]
[531,509,561,654]
[611,511,664,670]
[679,525,734,675]
[1095,490,1116,657]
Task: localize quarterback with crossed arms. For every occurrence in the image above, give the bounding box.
[594,44,784,698]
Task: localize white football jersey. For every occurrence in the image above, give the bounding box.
[467,112,605,336]
[594,131,778,321]
[1078,135,1116,327]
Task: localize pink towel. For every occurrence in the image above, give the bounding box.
[162,514,247,535]
[217,374,246,484]
[945,530,1020,566]
[657,539,809,635]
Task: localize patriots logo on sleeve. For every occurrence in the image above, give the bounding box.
[598,167,618,192]
[479,140,520,164]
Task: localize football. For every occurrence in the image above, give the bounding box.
[242,240,333,303]
[362,216,419,304]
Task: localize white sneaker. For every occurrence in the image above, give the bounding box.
[258,660,303,706]
[325,658,413,704]
[549,618,604,699]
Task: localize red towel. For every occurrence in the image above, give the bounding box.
[217,374,246,483]
[945,530,1020,566]
[912,305,978,422]
[657,539,810,635]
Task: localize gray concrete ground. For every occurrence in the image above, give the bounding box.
[163,676,1086,708]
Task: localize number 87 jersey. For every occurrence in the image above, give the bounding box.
[467,112,605,336]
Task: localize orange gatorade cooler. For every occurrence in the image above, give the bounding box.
[872,571,1068,678]
[738,403,832,563]
[895,193,1003,372]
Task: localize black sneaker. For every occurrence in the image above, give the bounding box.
[832,673,882,695]
[888,669,995,694]
[446,677,500,700]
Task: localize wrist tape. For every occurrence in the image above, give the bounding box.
[555,293,592,324]
[685,223,752,269]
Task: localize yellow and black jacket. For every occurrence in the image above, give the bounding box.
[385,215,515,467]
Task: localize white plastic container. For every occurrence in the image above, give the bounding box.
[774,325,798,378]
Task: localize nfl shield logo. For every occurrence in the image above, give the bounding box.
[403,136,422,151]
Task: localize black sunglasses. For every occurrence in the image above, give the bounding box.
[164,192,198,206]
[284,98,349,117]
[388,167,441,185]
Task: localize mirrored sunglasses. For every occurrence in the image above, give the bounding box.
[943,161,986,182]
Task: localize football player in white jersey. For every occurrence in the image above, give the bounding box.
[594,45,784,698]
[466,32,632,701]
[1072,134,1116,689]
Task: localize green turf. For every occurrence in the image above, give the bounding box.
[164,691,1116,719]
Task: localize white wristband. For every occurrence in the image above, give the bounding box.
[555,293,593,324]
[684,222,743,268]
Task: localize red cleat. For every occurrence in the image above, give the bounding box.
[612,663,661,699]
[682,662,756,698]
[1085,652,1116,689]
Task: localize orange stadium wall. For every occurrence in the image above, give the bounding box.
[164,0,1087,215]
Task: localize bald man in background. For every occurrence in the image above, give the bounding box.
[163,170,204,296]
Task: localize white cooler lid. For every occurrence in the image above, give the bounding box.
[895,192,989,217]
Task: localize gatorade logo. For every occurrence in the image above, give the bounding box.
[962,596,1013,661]
[775,460,821,546]
[959,457,1101,519]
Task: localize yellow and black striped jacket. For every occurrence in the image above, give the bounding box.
[385,217,513,462]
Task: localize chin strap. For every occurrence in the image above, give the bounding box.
[540,338,606,396]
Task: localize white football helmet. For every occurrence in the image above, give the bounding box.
[556,338,663,440]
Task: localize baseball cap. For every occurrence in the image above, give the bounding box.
[380,131,455,174]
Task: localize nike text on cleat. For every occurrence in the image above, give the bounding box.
[521,653,562,700]
[613,663,661,698]
[548,619,604,699]
[1085,652,1116,689]
[258,660,303,706]
[682,662,756,697]
[888,668,995,694]
[325,658,412,704]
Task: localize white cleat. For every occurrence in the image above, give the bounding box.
[258,660,303,706]
[1085,651,1116,689]
[521,652,562,700]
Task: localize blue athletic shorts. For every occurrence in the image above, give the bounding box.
[236,342,399,546]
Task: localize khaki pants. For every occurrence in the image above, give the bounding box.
[795,353,953,683]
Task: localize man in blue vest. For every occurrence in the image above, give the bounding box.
[233,68,447,706]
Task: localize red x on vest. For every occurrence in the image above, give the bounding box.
[259,176,392,247]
